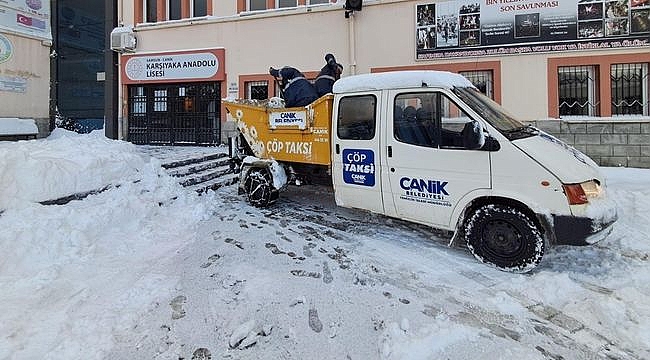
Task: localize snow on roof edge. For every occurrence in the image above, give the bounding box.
[333,71,475,93]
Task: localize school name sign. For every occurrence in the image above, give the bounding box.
[121,48,225,84]
[415,0,650,59]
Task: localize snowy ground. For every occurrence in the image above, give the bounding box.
[1,130,649,360]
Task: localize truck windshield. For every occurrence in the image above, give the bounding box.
[453,87,538,140]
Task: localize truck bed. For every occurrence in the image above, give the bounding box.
[224,95,334,166]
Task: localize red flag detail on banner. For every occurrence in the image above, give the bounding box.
[17,14,33,26]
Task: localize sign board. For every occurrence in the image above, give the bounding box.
[0,0,51,40]
[269,110,307,129]
[342,149,376,187]
[121,48,226,84]
[416,0,650,59]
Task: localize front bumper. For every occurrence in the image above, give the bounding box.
[552,212,618,246]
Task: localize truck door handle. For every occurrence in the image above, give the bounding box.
[387,145,392,157]
[335,144,340,154]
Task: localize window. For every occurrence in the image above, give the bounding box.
[337,95,376,140]
[168,0,181,20]
[611,63,649,116]
[459,70,494,99]
[145,0,157,22]
[278,0,297,7]
[558,65,599,116]
[246,81,269,100]
[309,0,330,4]
[154,89,167,112]
[131,87,146,114]
[249,0,267,11]
[394,92,474,149]
[192,0,207,17]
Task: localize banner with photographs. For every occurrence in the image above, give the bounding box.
[0,0,51,41]
[416,0,650,60]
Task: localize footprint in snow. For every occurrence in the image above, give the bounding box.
[303,245,313,257]
[200,254,221,268]
[225,238,244,250]
[290,270,321,279]
[170,295,187,320]
[322,262,333,284]
[191,348,212,360]
[309,306,323,333]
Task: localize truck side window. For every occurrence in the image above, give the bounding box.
[439,95,475,149]
[394,92,437,147]
[337,95,376,140]
[393,92,476,149]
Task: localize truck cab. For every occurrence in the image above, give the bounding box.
[330,71,617,272]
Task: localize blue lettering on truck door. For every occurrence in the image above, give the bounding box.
[342,149,375,187]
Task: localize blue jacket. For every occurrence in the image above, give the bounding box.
[270,67,319,107]
[314,54,342,96]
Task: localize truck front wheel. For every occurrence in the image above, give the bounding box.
[464,204,544,273]
[244,167,278,207]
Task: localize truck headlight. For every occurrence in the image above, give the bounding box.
[562,180,602,205]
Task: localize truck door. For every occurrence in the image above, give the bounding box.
[383,89,491,227]
[332,92,384,214]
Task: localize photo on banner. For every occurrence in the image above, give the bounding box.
[415,0,650,60]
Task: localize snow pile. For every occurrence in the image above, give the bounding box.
[380,317,476,359]
[0,131,214,359]
[0,129,146,209]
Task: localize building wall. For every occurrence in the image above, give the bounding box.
[0,33,51,136]
[116,0,650,166]
[530,119,650,168]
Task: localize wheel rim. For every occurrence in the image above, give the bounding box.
[481,218,525,261]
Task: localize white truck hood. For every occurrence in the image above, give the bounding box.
[512,131,603,184]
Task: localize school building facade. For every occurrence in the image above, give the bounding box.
[114,0,648,165]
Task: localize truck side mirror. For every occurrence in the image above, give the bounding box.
[462,120,485,150]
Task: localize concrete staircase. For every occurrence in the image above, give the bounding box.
[161,152,239,194]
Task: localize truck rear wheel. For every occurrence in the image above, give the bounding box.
[464,204,544,273]
[244,167,278,207]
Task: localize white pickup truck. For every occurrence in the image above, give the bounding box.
[225,70,618,273]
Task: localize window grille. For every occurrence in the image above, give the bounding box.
[131,87,146,114]
[459,70,494,99]
[249,0,267,11]
[558,65,599,116]
[246,81,269,100]
[611,63,649,116]
[154,90,167,112]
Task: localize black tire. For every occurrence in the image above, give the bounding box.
[244,167,278,208]
[464,204,544,272]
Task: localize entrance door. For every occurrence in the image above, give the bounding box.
[383,89,491,228]
[331,92,384,214]
[127,82,220,145]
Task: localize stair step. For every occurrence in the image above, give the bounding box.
[179,165,234,187]
[187,173,240,194]
[161,152,228,170]
[167,157,232,177]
